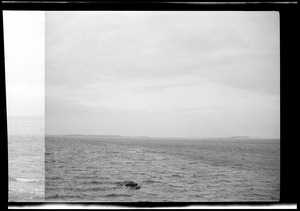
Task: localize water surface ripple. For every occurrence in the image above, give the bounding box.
[45,136,280,202]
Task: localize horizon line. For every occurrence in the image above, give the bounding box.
[45,133,280,140]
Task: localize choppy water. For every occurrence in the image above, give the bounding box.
[45,135,280,202]
[8,116,45,202]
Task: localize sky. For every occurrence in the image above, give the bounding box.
[45,11,280,138]
[4,11,45,117]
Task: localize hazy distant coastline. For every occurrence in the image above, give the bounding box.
[45,134,279,140]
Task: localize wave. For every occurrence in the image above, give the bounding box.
[171,174,184,178]
[61,185,110,192]
[72,175,99,180]
[82,180,104,185]
[144,179,159,183]
[84,187,110,192]
[9,177,44,183]
[104,193,132,198]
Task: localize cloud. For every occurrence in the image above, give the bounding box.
[45,11,280,138]
[46,93,279,138]
[46,11,279,96]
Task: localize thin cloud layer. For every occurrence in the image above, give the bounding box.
[46,11,280,138]
[46,11,279,94]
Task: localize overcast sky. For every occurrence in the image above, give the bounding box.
[45,11,280,138]
[4,11,45,117]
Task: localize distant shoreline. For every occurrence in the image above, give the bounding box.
[45,134,280,140]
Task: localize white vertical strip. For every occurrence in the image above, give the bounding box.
[3,11,45,117]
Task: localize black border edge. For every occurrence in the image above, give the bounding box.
[279,2,298,205]
[1,1,297,11]
[1,8,9,211]
[6,201,296,208]
[3,0,298,209]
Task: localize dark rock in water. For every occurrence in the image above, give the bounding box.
[117,181,141,190]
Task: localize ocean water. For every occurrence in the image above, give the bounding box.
[8,116,45,202]
[45,135,280,202]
